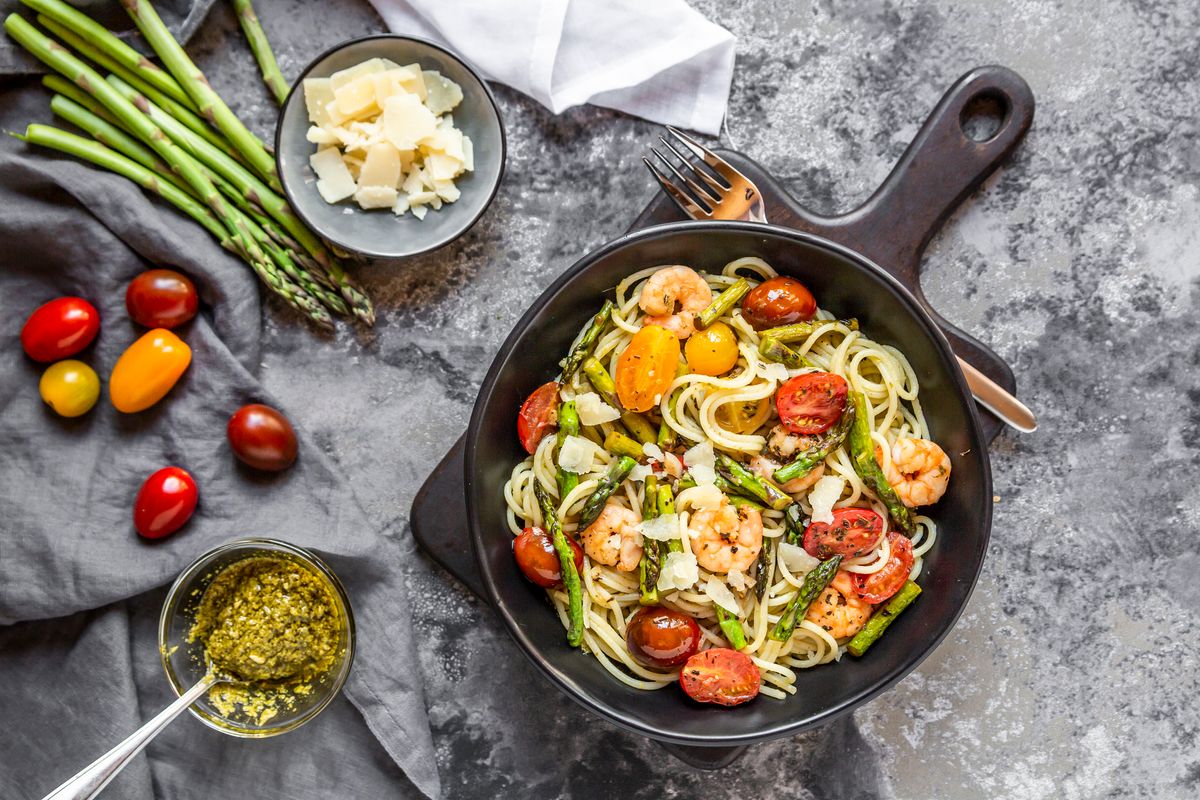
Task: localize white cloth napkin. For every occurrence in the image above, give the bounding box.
[365,0,736,134]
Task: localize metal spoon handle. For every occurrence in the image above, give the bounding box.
[41,673,217,800]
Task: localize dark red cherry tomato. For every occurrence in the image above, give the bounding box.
[227,404,298,471]
[512,526,584,588]
[626,606,703,669]
[679,648,761,706]
[517,381,560,454]
[776,372,848,435]
[803,508,885,559]
[852,532,915,604]
[125,269,198,329]
[21,297,100,362]
[741,276,817,329]
[134,467,198,539]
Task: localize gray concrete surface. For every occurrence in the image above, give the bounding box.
[159,0,1200,797]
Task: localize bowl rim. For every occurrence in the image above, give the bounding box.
[274,33,507,259]
[157,536,357,738]
[464,219,993,745]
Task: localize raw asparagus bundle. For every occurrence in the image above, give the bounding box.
[5,0,374,329]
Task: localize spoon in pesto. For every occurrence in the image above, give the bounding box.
[40,664,232,800]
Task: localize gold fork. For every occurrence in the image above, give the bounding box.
[644,126,1037,434]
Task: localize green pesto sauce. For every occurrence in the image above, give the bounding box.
[190,557,340,684]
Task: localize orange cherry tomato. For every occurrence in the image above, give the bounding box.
[684,321,739,376]
[615,325,680,412]
[109,328,192,413]
[679,648,761,706]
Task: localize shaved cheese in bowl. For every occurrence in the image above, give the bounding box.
[301,58,472,217]
[808,475,845,525]
[575,392,620,426]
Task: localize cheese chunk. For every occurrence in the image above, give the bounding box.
[425,152,463,181]
[310,148,356,203]
[306,125,338,146]
[330,58,386,91]
[382,93,438,149]
[575,392,620,426]
[354,185,398,209]
[358,142,402,189]
[333,76,378,120]
[657,551,699,592]
[423,70,463,115]
[704,577,740,614]
[302,78,335,128]
[808,475,845,525]
[410,204,428,220]
[557,435,595,475]
[461,136,474,171]
[432,179,460,203]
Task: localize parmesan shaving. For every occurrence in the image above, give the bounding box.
[727,569,750,592]
[575,392,620,426]
[679,484,724,511]
[762,362,791,383]
[808,475,845,524]
[639,513,680,542]
[704,577,740,614]
[556,435,594,475]
[779,541,819,575]
[657,551,699,592]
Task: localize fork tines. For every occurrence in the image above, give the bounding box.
[644,126,732,217]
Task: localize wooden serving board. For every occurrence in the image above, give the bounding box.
[411,65,1034,768]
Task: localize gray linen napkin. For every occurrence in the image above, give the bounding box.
[0,82,438,799]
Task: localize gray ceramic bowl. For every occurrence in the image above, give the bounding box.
[276,35,505,259]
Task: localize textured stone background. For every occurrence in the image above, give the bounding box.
[33,0,1200,797]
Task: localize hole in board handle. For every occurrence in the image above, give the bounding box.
[959,91,1010,143]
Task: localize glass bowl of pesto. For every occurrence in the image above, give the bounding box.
[158,538,356,737]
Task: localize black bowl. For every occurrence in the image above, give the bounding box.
[465,221,991,745]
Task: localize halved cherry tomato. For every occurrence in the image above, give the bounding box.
[626,606,702,669]
[513,526,584,588]
[133,466,197,539]
[125,269,198,329]
[776,371,848,434]
[21,297,100,362]
[109,328,192,413]
[684,321,739,376]
[227,404,298,471]
[517,381,560,454]
[615,325,680,412]
[741,276,816,329]
[679,648,761,706]
[39,360,100,418]
[803,508,885,559]
[852,532,914,604]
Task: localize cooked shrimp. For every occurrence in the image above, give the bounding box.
[638,266,713,340]
[580,502,643,572]
[689,501,763,573]
[877,437,951,507]
[765,425,819,461]
[804,571,871,639]
[750,454,826,495]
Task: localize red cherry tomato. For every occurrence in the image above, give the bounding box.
[227,404,298,471]
[625,606,702,669]
[517,381,560,454]
[741,276,817,329]
[512,527,584,588]
[134,467,198,539]
[679,648,761,706]
[125,269,198,329]
[852,532,915,604]
[776,372,848,435]
[21,297,100,362]
[803,508,885,560]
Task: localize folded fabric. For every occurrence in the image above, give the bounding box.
[366,0,736,134]
[0,82,439,799]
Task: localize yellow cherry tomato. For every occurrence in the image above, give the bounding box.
[615,324,680,412]
[39,359,100,417]
[685,322,739,376]
[109,328,191,413]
